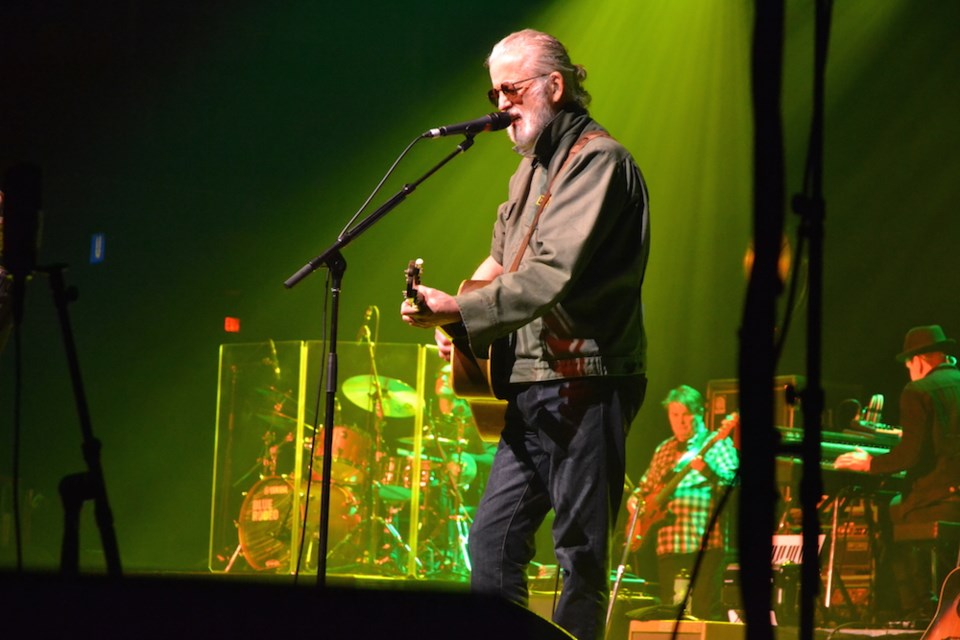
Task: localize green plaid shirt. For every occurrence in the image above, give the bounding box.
[637,429,739,555]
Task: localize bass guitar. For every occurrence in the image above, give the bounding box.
[626,413,739,552]
[921,566,960,639]
[404,259,507,441]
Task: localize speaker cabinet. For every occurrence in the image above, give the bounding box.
[629,620,745,640]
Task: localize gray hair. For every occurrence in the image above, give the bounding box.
[486,29,591,109]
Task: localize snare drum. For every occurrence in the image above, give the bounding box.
[307,425,372,485]
[377,455,438,502]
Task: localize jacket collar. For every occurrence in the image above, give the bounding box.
[529,103,590,168]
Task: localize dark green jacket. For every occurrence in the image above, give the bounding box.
[456,105,650,384]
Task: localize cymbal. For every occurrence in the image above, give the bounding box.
[255,386,295,403]
[393,448,443,462]
[341,375,419,418]
[255,412,315,431]
[255,411,296,429]
[471,449,496,466]
[396,434,468,446]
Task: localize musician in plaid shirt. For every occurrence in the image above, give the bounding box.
[631,385,739,619]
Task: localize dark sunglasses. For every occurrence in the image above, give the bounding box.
[487,73,550,107]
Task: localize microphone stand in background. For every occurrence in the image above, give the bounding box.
[284,133,478,587]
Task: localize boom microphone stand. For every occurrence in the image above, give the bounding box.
[284,133,479,587]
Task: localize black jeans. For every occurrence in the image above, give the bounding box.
[468,375,646,640]
[883,497,960,618]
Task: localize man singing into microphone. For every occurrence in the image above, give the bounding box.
[401,29,650,639]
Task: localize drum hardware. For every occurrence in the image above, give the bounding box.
[228,337,491,577]
[335,335,426,575]
[223,542,243,573]
[415,409,476,579]
[255,385,296,409]
[324,499,424,575]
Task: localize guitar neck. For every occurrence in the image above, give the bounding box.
[654,429,728,506]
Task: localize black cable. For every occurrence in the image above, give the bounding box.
[338,135,426,240]
[294,269,332,581]
[12,301,24,571]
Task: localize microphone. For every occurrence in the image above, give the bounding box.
[422,111,514,139]
[268,338,281,379]
[356,306,373,344]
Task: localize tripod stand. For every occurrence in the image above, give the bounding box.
[44,265,123,577]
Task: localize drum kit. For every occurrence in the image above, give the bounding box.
[233,363,491,578]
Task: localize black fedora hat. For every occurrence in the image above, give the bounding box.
[895,325,958,362]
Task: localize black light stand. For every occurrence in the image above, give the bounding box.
[45,264,123,577]
[284,134,477,587]
[2,163,121,577]
[739,2,785,639]
[793,2,833,637]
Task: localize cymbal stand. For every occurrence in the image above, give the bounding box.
[347,320,419,575]
[359,314,387,572]
[324,494,422,574]
[424,416,472,577]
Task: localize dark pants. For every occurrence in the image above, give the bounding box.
[883,497,960,618]
[468,375,646,640]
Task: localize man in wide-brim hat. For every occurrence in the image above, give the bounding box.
[836,324,960,622]
[895,324,959,363]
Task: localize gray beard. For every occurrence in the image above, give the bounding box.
[511,93,558,156]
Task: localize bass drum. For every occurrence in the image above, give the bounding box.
[237,476,361,572]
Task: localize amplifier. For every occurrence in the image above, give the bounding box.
[706,376,803,438]
[629,620,745,640]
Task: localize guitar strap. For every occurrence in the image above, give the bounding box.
[507,129,611,273]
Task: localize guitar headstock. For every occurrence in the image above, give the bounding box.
[404,258,424,309]
[718,411,739,439]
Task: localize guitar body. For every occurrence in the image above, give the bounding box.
[626,494,670,552]
[922,566,960,639]
[446,281,495,398]
[447,280,509,443]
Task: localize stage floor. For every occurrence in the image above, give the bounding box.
[147,570,931,640]
[1,567,929,639]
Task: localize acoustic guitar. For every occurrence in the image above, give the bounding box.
[626,413,739,552]
[921,566,960,639]
[404,259,507,441]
